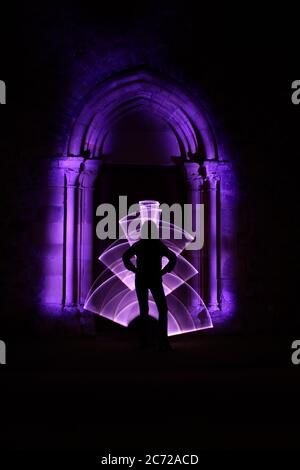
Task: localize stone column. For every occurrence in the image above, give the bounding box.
[61,158,84,307]
[183,162,204,304]
[78,159,102,305]
[204,172,220,311]
[40,158,66,308]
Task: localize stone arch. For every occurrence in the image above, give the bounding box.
[66,68,218,162]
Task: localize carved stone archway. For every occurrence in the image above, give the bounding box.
[48,69,227,318]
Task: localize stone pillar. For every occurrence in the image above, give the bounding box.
[204,172,220,311]
[40,158,66,308]
[78,159,102,304]
[183,162,204,304]
[61,158,84,306]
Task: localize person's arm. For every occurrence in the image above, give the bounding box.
[122,243,138,273]
[160,244,177,275]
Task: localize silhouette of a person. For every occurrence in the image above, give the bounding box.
[122,220,177,350]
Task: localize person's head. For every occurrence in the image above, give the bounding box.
[140,220,159,240]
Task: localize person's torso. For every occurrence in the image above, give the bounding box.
[134,240,165,277]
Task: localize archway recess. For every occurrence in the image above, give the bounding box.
[66,68,218,162]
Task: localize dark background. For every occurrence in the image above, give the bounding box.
[0,1,299,332]
[0,0,299,452]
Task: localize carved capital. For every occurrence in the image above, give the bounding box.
[79,159,103,189]
[65,168,81,187]
[205,172,220,190]
[183,162,204,190]
[59,157,84,187]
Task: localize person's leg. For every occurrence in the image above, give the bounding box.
[135,276,149,346]
[150,281,170,349]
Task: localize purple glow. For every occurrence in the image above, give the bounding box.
[99,240,198,294]
[84,270,212,335]
[67,70,218,161]
[42,69,238,327]
[84,201,213,335]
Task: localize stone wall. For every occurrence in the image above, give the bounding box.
[0,3,296,336]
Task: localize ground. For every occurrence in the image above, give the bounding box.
[1,320,299,451]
